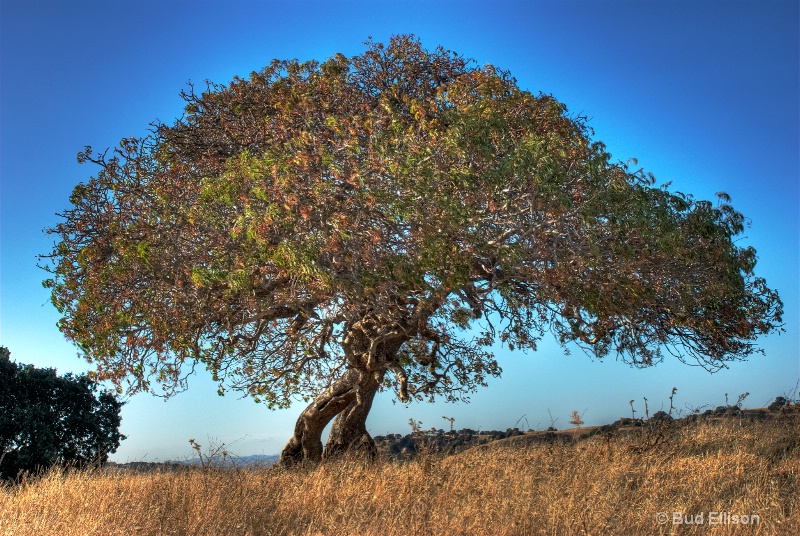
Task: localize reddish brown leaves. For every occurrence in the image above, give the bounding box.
[42,35,783,407]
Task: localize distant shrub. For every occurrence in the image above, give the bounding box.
[649,411,673,423]
[769,396,788,412]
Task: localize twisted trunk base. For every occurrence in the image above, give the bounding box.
[324,370,381,459]
[279,368,382,465]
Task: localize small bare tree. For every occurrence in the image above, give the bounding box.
[569,410,585,428]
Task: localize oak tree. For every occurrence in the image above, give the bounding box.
[42,36,783,464]
[0,347,125,481]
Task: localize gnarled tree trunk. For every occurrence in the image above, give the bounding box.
[323,369,383,459]
[279,367,384,465]
[280,367,360,465]
[280,323,407,466]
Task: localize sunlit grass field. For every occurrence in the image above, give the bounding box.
[2,414,798,535]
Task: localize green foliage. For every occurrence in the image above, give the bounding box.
[0,347,125,481]
[40,35,782,414]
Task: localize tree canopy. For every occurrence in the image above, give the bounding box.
[42,35,783,463]
[0,347,125,481]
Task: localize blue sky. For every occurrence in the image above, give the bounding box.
[1,0,798,462]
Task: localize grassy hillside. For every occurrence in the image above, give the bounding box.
[1,410,798,535]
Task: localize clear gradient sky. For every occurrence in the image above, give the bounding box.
[1,0,798,462]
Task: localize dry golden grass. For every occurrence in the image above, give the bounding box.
[1,416,798,535]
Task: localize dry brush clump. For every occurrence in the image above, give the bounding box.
[1,415,798,535]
